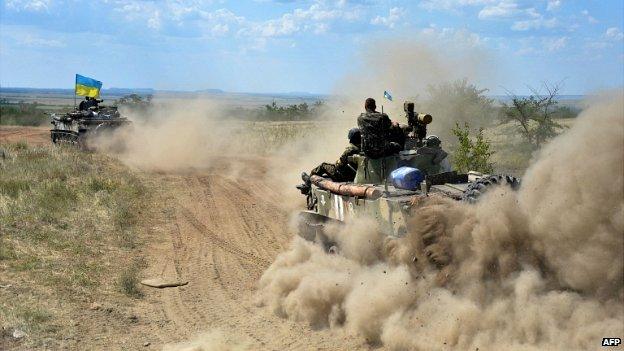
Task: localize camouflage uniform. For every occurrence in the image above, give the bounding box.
[357,111,401,158]
[310,143,360,182]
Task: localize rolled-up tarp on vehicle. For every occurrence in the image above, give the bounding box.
[310,175,382,200]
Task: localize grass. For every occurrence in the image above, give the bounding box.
[0,102,50,126]
[118,262,144,298]
[0,142,151,346]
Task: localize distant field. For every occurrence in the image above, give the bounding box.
[0,88,327,109]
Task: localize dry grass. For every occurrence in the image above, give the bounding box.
[0,142,151,348]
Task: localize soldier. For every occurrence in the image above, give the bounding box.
[297,128,361,194]
[422,135,452,172]
[88,97,103,110]
[357,98,401,158]
[78,97,90,111]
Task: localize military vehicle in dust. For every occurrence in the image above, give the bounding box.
[298,101,519,249]
[50,105,131,146]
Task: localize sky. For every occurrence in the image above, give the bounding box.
[0,0,622,95]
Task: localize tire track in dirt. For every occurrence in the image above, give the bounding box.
[137,158,368,350]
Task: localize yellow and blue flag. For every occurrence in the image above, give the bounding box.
[383,90,393,101]
[75,74,102,98]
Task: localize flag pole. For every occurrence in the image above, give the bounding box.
[74,74,77,110]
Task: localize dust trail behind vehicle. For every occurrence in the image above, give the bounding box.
[257,91,624,350]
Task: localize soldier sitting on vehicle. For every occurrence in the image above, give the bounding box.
[79,96,103,112]
[297,128,361,194]
[419,135,452,172]
[78,97,90,111]
[357,98,402,158]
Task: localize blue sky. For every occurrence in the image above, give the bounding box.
[0,0,622,95]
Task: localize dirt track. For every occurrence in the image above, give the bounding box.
[0,126,50,146]
[1,126,368,349]
[135,162,367,349]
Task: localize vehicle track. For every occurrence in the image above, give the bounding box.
[137,159,368,350]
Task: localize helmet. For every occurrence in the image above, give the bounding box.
[425,135,441,147]
[348,127,361,145]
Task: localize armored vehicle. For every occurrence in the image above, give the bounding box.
[50,106,131,146]
[298,113,519,249]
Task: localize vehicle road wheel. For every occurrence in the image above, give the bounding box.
[463,175,520,203]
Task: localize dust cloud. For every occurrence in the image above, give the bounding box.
[162,330,250,351]
[88,33,622,350]
[94,99,237,172]
[335,30,498,138]
[257,92,624,350]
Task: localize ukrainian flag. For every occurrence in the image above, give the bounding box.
[75,74,102,98]
[383,90,393,101]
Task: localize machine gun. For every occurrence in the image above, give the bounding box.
[403,101,432,149]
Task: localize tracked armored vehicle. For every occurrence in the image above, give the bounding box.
[298,111,519,248]
[50,106,131,146]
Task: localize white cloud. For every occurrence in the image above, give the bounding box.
[211,23,229,36]
[20,34,65,47]
[6,0,51,11]
[370,7,403,29]
[543,36,567,51]
[478,0,520,19]
[313,23,329,35]
[244,1,360,38]
[546,0,561,11]
[204,9,245,25]
[420,27,484,48]
[581,10,598,24]
[512,17,557,31]
[147,11,161,30]
[420,0,493,12]
[477,0,560,32]
[605,27,624,41]
[257,13,299,37]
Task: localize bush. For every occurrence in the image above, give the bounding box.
[230,100,326,121]
[118,264,143,298]
[0,101,49,126]
[451,122,494,174]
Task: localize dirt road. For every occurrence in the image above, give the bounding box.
[0,126,50,146]
[1,127,368,350]
[131,159,368,350]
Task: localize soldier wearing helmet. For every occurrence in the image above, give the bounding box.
[423,135,451,172]
[297,128,362,194]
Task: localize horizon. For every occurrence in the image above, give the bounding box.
[1,1,623,95]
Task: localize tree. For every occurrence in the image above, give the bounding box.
[418,79,497,141]
[502,82,565,148]
[451,122,494,174]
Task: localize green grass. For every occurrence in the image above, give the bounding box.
[0,142,151,342]
[0,102,49,126]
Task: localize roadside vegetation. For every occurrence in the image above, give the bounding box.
[230,100,327,121]
[451,122,494,174]
[0,101,51,126]
[0,142,151,348]
[412,79,579,175]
